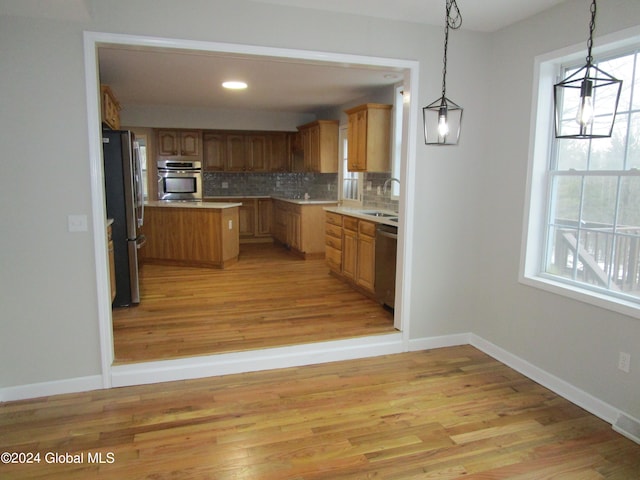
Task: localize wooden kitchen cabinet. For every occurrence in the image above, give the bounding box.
[256,198,273,236]
[296,120,339,173]
[157,129,202,160]
[237,200,256,238]
[141,205,239,268]
[268,133,290,172]
[273,200,336,258]
[356,220,376,291]
[345,103,392,172]
[325,212,377,295]
[221,133,269,172]
[342,218,358,281]
[100,85,121,130]
[203,132,226,171]
[325,212,343,273]
[213,197,273,242]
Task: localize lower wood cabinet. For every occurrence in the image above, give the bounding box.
[273,200,336,259]
[141,206,239,268]
[215,197,272,242]
[324,212,376,295]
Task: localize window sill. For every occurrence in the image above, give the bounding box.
[519,274,640,320]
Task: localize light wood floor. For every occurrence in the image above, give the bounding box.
[112,243,395,364]
[2,346,638,479]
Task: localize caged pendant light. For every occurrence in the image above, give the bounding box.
[554,0,622,139]
[423,0,463,145]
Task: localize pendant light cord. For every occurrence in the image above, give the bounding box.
[586,0,596,65]
[441,0,463,100]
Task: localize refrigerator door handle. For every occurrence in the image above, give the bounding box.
[136,234,146,249]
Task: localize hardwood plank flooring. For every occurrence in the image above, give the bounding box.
[113,243,395,364]
[1,346,638,479]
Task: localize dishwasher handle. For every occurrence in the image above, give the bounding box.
[376,226,398,240]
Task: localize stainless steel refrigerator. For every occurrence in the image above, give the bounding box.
[103,130,145,307]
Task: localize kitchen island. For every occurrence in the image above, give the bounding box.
[141,201,241,268]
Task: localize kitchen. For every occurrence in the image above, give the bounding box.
[99,44,407,363]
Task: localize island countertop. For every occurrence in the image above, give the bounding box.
[145,200,242,209]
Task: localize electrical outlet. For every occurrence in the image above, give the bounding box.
[228,219,233,230]
[618,352,631,373]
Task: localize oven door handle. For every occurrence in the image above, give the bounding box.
[158,170,201,175]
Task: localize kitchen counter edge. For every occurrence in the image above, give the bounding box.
[324,206,398,227]
[145,200,242,209]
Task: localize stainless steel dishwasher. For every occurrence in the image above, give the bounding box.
[375,223,398,310]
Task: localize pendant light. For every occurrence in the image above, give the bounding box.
[423,0,463,145]
[554,0,622,139]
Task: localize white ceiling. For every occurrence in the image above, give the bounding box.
[97,46,405,113]
[252,0,568,33]
[0,0,569,114]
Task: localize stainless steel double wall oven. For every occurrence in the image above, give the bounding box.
[157,159,202,201]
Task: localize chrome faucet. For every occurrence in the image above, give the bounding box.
[383,177,400,195]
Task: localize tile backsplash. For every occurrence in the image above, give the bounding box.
[204,172,338,199]
[204,171,399,212]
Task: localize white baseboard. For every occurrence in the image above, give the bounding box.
[613,413,640,444]
[408,332,470,351]
[0,375,103,403]
[469,334,621,425]
[111,333,404,387]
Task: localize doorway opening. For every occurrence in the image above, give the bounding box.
[84,31,419,387]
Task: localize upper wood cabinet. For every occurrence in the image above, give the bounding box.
[296,120,339,173]
[202,132,226,171]
[268,133,290,172]
[344,103,392,172]
[202,131,290,172]
[100,85,121,130]
[157,129,202,160]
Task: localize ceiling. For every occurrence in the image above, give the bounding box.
[1,0,569,114]
[97,46,405,113]
[252,0,568,33]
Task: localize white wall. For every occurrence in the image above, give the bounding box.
[0,0,638,427]
[479,0,640,420]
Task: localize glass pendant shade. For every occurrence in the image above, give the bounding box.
[554,63,622,139]
[423,96,463,145]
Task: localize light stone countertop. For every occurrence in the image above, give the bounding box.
[323,206,399,227]
[145,200,242,209]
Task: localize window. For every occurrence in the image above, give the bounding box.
[390,84,404,199]
[523,39,640,317]
[339,125,362,206]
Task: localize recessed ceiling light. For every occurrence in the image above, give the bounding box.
[222,81,248,90]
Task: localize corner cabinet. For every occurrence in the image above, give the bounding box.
[273,200,337,259]
[344,103,392,172]
[296,120,339,173]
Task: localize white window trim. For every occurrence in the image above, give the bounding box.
[339,124,363,208]
[521,25,640,320]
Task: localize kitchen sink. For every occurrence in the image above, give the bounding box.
[360,210,397,218]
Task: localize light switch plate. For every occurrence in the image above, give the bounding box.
[68,214,88,232]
